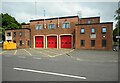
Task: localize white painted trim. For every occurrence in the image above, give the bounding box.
[5,31,12,41]
[34,35,45,48]
[61,21,70,29]
[59,34,73,48]
[46,34,58,48]
[48,23,56,29]
[36,24,43,30]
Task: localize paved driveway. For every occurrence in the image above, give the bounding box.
[1,48,118,62]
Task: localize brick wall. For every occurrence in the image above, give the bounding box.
[5,29,30,49]
[75,22,113,50]
[29,16,78,48]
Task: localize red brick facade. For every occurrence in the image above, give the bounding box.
[5,28,30,49]
[5,16,113,50]
[75,23,113,50]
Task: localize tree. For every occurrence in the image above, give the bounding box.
[113,7,120,43]
[21,22,26,25]
[0,13,21,40]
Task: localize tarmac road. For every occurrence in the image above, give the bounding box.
[1,48,118,81]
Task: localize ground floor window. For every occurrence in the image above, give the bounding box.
[19,40,22,46]
[91,40,95,47]
[81,40,85,46]
[102,40,106,47]
[28,40,30,46]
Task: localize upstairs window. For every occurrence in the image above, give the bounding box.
[87,20,91,24]
[13,32,16,37]
[7,32,11,36]
[80,28,85,34]
[48,24,55,29]
[36,24,42,30]
[91,28,95,34]
[19,32,22,37]
[102,27,107,34]
[62,22,70,28]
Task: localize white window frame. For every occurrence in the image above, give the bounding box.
[91,28,95,34]
[48,23,55,30]
[80,28,85,34]
[102,27,107,34]
[62,22,70,29]
[36,24,42,30]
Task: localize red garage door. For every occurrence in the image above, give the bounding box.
[47,36,57,48]
[35,36,44,48]
[61,35,72,48]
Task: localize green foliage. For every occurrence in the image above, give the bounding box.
[21,22,26,25]
[113,7,120,43]
[115,8,120,20]
[0,13,21,40]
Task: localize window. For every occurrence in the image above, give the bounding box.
[102,40,106,47]
[28,40,30,46]
[7,32,11,36]
[13,32,16,37]
[62,22,70,28]
[80,28,85,34]
[81,40,85,46]
[102,27,107,34]
[87,20,91,24]
[19,40,22,46]
[19,32,22,36]
[91,40,95,47]
[36,24,42,30]
[91,28,95,34]
[48,24,55,29]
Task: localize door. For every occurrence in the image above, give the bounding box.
[61,35,72,48]
[35,36,44,48]
[47,36,57,48]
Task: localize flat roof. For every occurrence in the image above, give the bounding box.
[5,28,31,31]
[80,16,100,19]
[30,15,78,22]
[76,22,113,26]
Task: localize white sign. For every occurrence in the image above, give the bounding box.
[116,36,120,39]
[90,34,96,38]
[6,36,12,40]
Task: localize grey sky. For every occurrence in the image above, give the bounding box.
[1,1,119,29]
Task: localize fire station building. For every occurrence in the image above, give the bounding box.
[5,15,113,50]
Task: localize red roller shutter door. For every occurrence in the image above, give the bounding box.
[35,36,44,48]
[47,36,57,48]
[61,35,72,48]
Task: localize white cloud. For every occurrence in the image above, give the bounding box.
[15,13,31,23]
[1,1,118,29]
[2,0,119,2]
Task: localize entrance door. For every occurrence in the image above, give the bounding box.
[61,35,72,48]
[35,36,44,48]
[47,36,57,48]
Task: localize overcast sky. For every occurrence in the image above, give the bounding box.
[1,0,119,29]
